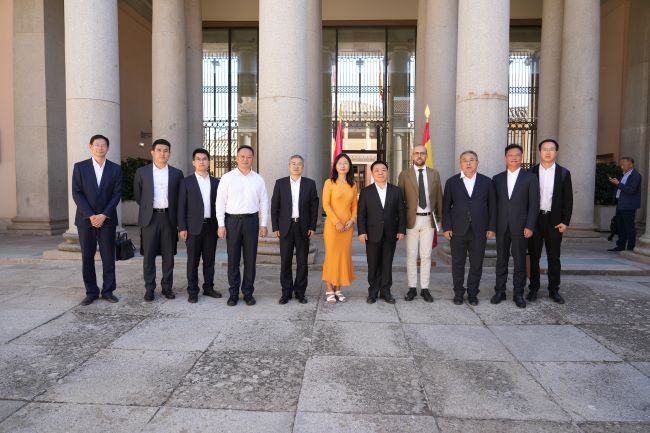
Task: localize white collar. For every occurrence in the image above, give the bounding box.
[195,171,209,180]
[290,176,301,184]
[375,182,387,190]
[460,171,476,180]
[236,167,254,176]
[153,163,168,172]
[540,163,556,172]
[507,167,521,175]
[92,157,105,169]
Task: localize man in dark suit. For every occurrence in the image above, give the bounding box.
[491,144,540,308]
[608,156,642,252]
[271,154,319,304]
[527,139,573,304]
[72,134,122,306]
[442,151,496,306]
[178,148,222,303]
[358,160,406,304]
[134,138,184,302]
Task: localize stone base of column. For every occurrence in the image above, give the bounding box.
[255,236,318,265]
[7,217,67,236]
[564,223,600,238]
[437,239,498,266]
[629,236,650,260]
[43,231,81,259]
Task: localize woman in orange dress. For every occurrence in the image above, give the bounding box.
[322,153,358,304]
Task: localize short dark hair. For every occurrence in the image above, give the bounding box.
[504,144,523,155]
[370,160,388,171]
[621,156,635,165]
[289,154,304,162]
[459,150,478,160]
[237,145,255,156]
[89,134,109,147]
[192,148,210,159]
[538,139,559,151]
[152,138,171,150]
[331,153,355,187]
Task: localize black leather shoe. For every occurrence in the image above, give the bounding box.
[81,295,98,306]
[549,291,565,304]
[244,295,256,306]
[366,296,377,304]
[608,247,624,252]
[227,296,238,306]
[144,289,154,302]
[296,296,308,304]
[453,295,464,305]
[468,295,479,306]
[203,289,222,298]
[162,289,176,300]
[490,292,506,304]
[188,293,198,303]
[101,293,119,303]
[421,289,434,303]
[383,294,396,304]
[514,295,527,308]
[404,287,417,301]
[526,290,538,302]
[279,296,289,305]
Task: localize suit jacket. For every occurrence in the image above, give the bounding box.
[178,174,219,235]
[397,166,443,229]
[530,163,573,226]
[134,163,184,228]
[271,176,319,239]
[616,169,642,210]
[442,173,496,237]
[357,183,406,243]
[72,158,122,227]
[492,169,540,235]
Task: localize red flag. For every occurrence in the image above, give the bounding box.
[421,105,438,248]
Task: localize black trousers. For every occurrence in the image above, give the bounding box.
[365,234,398,298]
[616,209,637,250]
[141,212,175,292]
[495,227,527,297]
[529,213,563,294]
[450,224,487,297]
[78,222,116,297]
[186,222,218,295]
[226,214,259,297]
[279,221,310,299]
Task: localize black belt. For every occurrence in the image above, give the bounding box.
[539,210,551,215]
[416,212,431,216]
[153,208,168,213]
[226,213,257,219]
[291,217,300,223]
[203,218,212,223]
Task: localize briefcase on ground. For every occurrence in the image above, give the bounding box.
[116,232,136,260]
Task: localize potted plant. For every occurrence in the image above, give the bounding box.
[121,157,150,226]
[594,161,622,231]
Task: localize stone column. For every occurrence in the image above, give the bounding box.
[425,0,458,185]
[389,46,411,183]
[414,0,427,138]
[306,0,322,186]
[236,43,257,161]
[321,36,336,184]
[8,0,68,235]
[59,0,120,251]
[537,0,564,141]
[456,0,510,177]
[258,0,308,199]
[558,0,600,237]
[185,0,203,153]
[153,0,188,172]
[634,155,650,256]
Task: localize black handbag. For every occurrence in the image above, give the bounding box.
[116,232,136,261]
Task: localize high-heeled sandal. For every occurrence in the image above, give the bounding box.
[325,291,337,304]
[335,290,347,302]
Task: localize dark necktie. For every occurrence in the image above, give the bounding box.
[418,168,426,209]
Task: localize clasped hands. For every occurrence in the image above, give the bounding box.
[89,214,107,228]
[335,220,354,233]
[358,232,405,243]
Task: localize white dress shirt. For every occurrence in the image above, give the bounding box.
[215,168,269,227]
[92,157,105,187]
[414,165,430,212]
[290,176,301,218]
[539,163,556,212]
[195,172,211,218]
[152,164,169,208]
[460,171,476,197]
[507,168,521,199]
[616,169,633,199]
[375,183,387,208]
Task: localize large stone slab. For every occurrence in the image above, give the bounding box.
[490,325,621,361]
[0,308,68,343]
[0,345,98,400]
[524,361,650,421]
[155,295,242,320]
[210,320,312,353]
[0,402,156,433]
[404,324,513,361]
[417,359,569,421]
[298,356,429,415]
[293,412,439,433]
[235,294,318,321]
[42,349,199,406]
[395,300,482,324]
[141,407,294,433]
[436,418,582,433]
[167,351,305,411]
[74,290,165,317]
[14,311,142,349]
[1,287,81,311]
[576,422,650,433]
[578,323,650,361]
[109,317,226,352]
[311,321,410,357]
[631,362,650,377]
[553,295,650,325]
[470,301,563,325]
[316,297,399,323]
[0,400,25,424]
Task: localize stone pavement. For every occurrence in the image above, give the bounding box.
[0,233,649,432]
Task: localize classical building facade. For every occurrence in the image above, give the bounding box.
[0,0,649,255]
